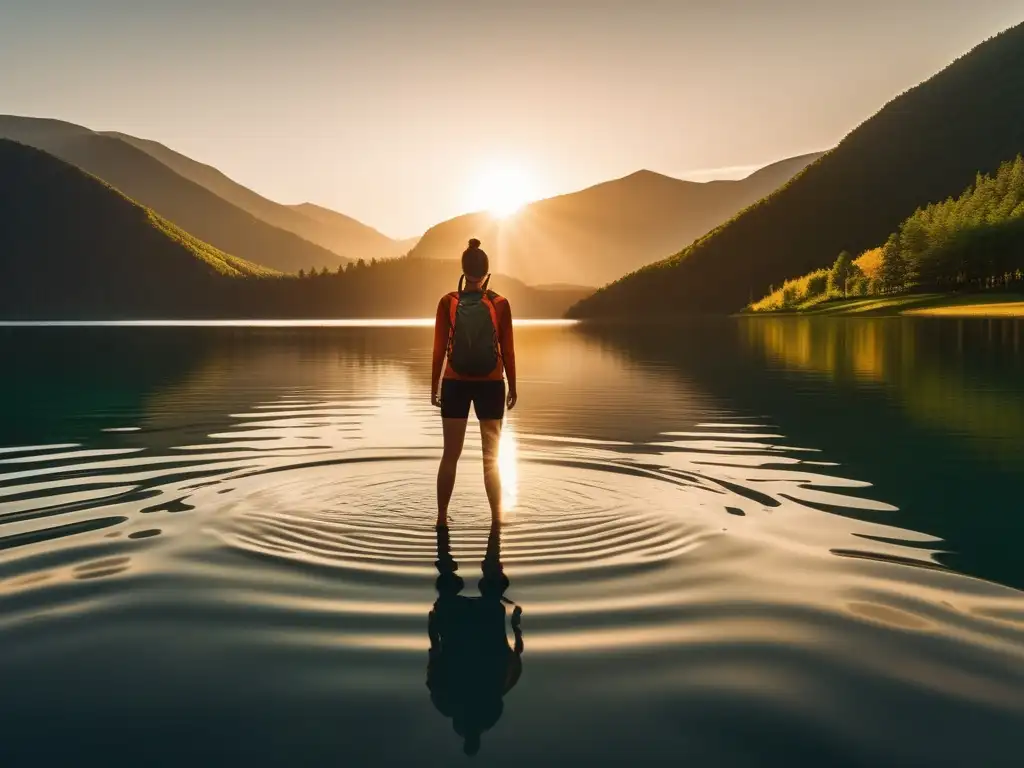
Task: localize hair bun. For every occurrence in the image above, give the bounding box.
[468,238,481,249]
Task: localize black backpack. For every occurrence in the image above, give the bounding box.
[447,278,500,376]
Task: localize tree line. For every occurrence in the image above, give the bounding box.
[296,255,406,280]
[751,156,1024,311]
[878,155,1024,292]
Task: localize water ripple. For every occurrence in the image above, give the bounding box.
[0,392,1021,754]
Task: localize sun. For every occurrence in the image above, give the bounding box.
[468,163,537,218]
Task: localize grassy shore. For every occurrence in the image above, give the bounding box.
[745,293,1024,318]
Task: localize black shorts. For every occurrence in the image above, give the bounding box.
[440,379,506,420]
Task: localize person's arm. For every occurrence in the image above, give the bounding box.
[500,299,517,409]
[512,606,524,655]
[431,297,450,406]
[428,609,441,651]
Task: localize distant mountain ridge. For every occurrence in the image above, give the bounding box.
[569,21,1024,317]
[104,132,413,262]
[0,115,345,274]
[0,139,584,320]
[406,152,824,287]
[284,201,419,258]
[0,116,412,273]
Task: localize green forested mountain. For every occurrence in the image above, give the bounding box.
[104,132,410,262]
[0,116,346,274]
[0,140,273,317]
[751,156,1024,310]
[569,21,1024,317]
[407,152,823,287]
[0,140,583,319]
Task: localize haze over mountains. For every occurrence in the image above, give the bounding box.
[0,111,822,319]
[407,152,823,287]
[0,139,586,319]
[0,116,412,273]
[7,18,1024,321]
[104,132,413,263]
[570,21,1024,317]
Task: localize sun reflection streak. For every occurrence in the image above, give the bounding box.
[499,425,518,511]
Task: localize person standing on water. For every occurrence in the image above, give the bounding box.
[432,239,517,527]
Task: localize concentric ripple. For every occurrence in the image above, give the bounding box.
[201,450,719,579]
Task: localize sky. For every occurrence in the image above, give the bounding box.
[1,1,1023,238]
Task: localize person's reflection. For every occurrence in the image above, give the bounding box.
[427,522,524,756]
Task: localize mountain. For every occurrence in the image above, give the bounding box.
[0,139,273,318]
[286,202,418,259]
[0,116,346,274]
[749,156,1024,312]
[104,132,411,261]
[405,152,823,287]
[569,22,1024,317]
[0,139,583,320]
[737,153,826,189]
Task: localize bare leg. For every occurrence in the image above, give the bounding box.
[479,419,503,523]
[437,417,468,527]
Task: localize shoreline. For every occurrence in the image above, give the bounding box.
[743,293,1024,318]
[0,317,577,327]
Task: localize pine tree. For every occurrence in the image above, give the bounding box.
[828,251,857,297]
[879,235,906,292]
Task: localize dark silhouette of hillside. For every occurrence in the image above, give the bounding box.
[569,21,1024,317]
[104,132,411,261]
[0,116,346,274]
[406,152,823,287]
[0,140,271,317]
[221,257,589,319]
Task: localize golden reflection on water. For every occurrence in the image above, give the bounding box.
[741,316,914,384]
[136,323,715,449]
[741,317,1024,467]
[499,424,518,511]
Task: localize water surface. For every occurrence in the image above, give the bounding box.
[0,319,1022,766]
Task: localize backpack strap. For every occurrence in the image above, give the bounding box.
[480,292,500,334]
[480,292,503,369]
[448,291,459,327]
[446,292,459,359]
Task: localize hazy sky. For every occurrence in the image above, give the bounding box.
[2,1,1022,237]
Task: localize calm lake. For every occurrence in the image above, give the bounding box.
[1,318,1022,766]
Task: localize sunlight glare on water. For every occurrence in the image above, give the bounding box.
[499,424,518,511]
